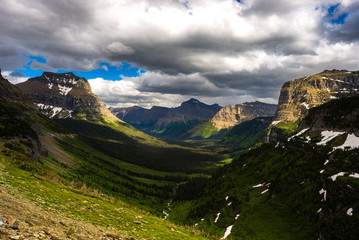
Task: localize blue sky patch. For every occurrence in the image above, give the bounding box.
[327,3,340,17]
[331,12,348,24]
[14,55,145,80]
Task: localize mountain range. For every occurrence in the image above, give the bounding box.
[109,98,222,139]
[0,69,358,240]
[110,99,277,140]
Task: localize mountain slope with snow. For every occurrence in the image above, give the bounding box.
[170,96,359,240]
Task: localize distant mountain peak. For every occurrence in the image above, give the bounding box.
[181,98,202,106]
[188,98,200,103]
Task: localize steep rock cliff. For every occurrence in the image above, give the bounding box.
[273,70,359,124]
[211,101,277,130]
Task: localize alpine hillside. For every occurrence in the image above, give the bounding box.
[0,71,225,239]
[169,96,359,240]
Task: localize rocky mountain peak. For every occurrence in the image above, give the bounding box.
[17,72,116,121]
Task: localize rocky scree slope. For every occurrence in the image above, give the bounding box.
[17,72,116,121]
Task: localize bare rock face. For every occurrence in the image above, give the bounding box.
[273,70,359,124]
[211,101,277,130]
[17,72,116,121]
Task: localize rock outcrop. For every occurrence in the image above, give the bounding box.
[17,72,116,121]
[273,70,359,124]
[211,101,277,130]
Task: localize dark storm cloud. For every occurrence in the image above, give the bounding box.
[137,72,237,97]
[0,0,98,71]
[204,69,289,100]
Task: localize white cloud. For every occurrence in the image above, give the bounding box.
[1,0,359,107]
[2,71,28,84]
[101,64,108,71]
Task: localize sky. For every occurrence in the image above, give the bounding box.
[1,0,359,108]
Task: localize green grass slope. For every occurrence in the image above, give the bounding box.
[0,152,211,239]
[186,121,228,139]
[222,117,273,157]
[1,93,224,212]
[171,140,359,240]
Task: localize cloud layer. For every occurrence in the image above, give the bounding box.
[1,0,359,107]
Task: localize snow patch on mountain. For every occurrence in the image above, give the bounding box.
[317,131,345,145]
[330,172,359,181]
[58,85,73,95]
[214,213,221,223]
[261,189,269,195]
[220,225,233,239]
[252,183,265,188]
[288,128,309,141]
[319,188,327,201]
[333,133,359,150]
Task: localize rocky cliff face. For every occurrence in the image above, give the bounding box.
[273,70,359,124]
[17,72,116,121]
[211,101,277,130]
